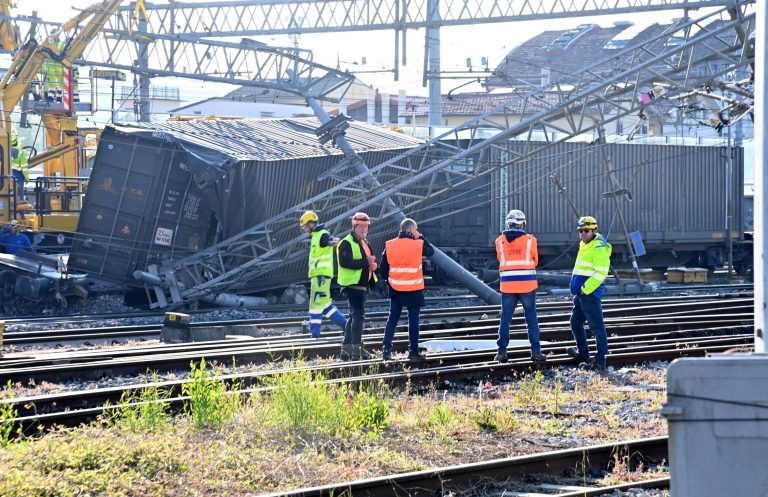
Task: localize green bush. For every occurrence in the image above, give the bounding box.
[0,381,18,446]
[346,385,389,434]
[107,373,172,432]
[182,358,241,430]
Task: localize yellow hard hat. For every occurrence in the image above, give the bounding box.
[299,210,319,227]
[9,219,19,226]
[351,212,371,226]
[10,134,17,146]
[577,216,598,230]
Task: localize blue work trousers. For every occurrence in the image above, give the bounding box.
[496,291,541,354]
[570,293,608,366]
[382,300,421,352]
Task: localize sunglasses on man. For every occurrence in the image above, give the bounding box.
[577,228,593,233]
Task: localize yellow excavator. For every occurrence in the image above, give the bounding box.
[0,0,123,236]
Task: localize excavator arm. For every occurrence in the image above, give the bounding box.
[0,0,122,224]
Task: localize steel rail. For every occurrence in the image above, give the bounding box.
[258,437,669,497]
[4,331,752,432]
[0,307,753,382]
[1,296,754,347]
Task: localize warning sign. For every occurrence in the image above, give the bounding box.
[154,227,174,246]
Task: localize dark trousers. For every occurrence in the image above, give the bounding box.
[496,290,540,354]
[382,300,421,352]
[570,293,609,365]
[12,169,24,200]
[342,288,367,345]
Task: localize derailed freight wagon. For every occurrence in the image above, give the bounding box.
[418,140,749,274]
[68,118,420,299]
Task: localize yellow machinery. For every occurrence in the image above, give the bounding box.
[0,0,123,233]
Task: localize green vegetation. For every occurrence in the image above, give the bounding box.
[0,381,19,447]
[0,361,668,496]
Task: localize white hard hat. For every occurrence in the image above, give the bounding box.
[506,209,526,227]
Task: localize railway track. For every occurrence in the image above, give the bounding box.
[4,325,751,433]
[0,306,752,383]
[0,294,753,348]
[258,436,670,497]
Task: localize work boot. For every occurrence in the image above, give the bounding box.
[408,348,426,362]
[339,344,356,361]
[566,347,589,365]
[494,351,509,363]
[350,345,362,361]
[531,351,548,363]
[381,349,392,361]
[580,359,607,372]
[359,342,373,360]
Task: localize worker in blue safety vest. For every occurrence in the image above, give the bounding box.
[567,216,612,371]
[494,209,547,364]
[299,210,347,338]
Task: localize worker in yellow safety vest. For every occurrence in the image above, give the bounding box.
[379,217,434,362]
[494,209,546,364]
[10,134,29,200]
[336,212,377,361]
[566,216,612,371]
[299,210,347,338]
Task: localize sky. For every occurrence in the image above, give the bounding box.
[14,1,733,99]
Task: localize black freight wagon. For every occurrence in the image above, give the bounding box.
[68,118,420,292]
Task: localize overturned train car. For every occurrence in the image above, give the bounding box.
[67,118,417,299]
[418,140,750,276]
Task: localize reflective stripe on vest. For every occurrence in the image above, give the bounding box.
[336,234,377,286]
[385,237,424,291]
[496,233,538,293]
[308,228,334,277]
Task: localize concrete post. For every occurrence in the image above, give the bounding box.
[398,89,406,124]
[367,87,376,124]
[381,92,390,124]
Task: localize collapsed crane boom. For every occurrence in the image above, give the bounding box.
[134,6,754,305]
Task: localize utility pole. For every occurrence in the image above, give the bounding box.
[596,127,643,287]
[425,0,442,136]
[754,0,766,354]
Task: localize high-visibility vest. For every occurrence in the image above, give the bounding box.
[308,228,334,278]
[496,233,538,294]
[385,237,424,291]
[336,233,377,287]
[570,233,612,296]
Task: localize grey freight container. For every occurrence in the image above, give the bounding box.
[419,140,745,270]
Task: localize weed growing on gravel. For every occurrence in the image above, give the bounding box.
[260,362,389,438]
[347,382,389,436]
[471,405,498,431]
[106,373,172,432]
[515,370,545,407]
[183,358,241,429]
[550,375,563,415]
[0,381,19,446]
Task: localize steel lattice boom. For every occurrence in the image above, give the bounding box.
[106,0,747,36]
[148,6,753,304]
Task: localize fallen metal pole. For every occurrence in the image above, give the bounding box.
[306,97,501,305]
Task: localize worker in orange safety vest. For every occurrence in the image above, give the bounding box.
[379,217,434,362]
[494,209,546,364]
